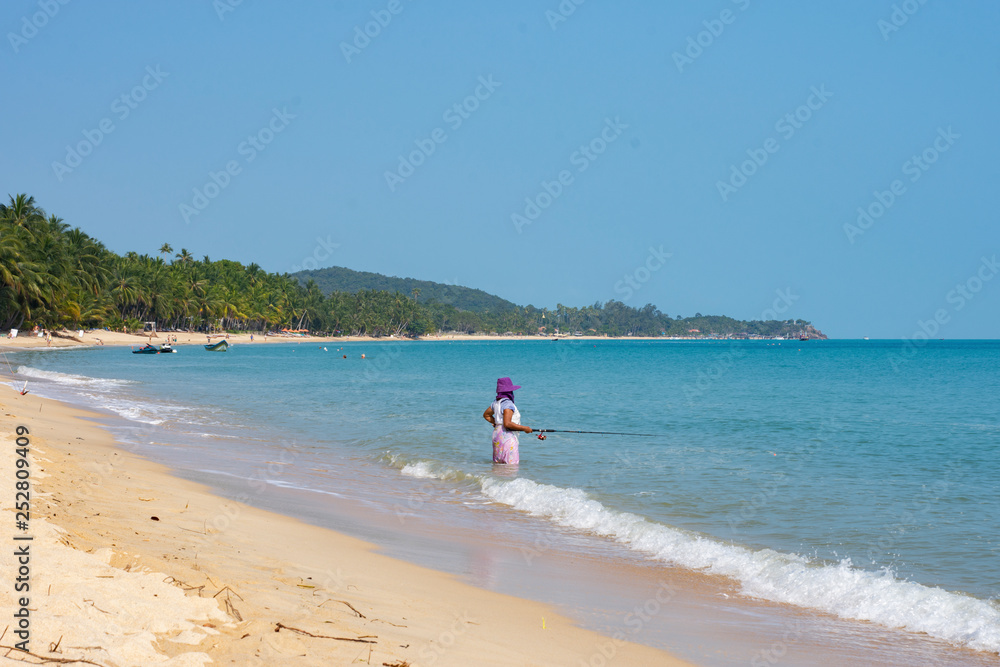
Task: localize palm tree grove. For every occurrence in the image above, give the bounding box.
[0,194,821,339]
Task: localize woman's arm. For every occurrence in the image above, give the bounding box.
[503,409,533,434]
[483,406,495,425]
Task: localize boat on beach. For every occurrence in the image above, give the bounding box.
[204,340,229,352]
[132,343,176,354]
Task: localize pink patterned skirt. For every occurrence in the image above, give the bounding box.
[492,424,520,464]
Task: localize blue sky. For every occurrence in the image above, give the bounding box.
[2,1,998,338]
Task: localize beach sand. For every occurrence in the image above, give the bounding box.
[0,386,691,666]
[0,328,680,352]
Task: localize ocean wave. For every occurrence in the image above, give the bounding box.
[401,462,1000,653]
[400,461,438,478]
[15,365,134,388]
[78,395,196,426]
[14,365,193,426]
[398,460,475,483]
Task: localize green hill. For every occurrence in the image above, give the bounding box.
[291,266,518,314]
[0,192,825,339]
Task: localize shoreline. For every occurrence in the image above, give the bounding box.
[0,385,691,666]
[0,328,824,351]
[3,350,997,666]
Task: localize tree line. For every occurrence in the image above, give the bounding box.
[292,265,518,314]
[0,194,818,338]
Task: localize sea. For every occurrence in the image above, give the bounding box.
[6,339,999,666]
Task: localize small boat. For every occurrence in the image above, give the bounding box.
[204,340,229,352]
[132,343,175,355]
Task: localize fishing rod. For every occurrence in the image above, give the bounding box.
[534,428,660,439]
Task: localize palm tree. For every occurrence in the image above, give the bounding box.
[159,243,173,258]
[0,194,46,238]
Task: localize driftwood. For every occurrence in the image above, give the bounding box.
[317,599,366,618]
[274,623,376,644]
[0,644,107,666]
[213,586,244,622]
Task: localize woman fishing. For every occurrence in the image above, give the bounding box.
[482,377,534,464]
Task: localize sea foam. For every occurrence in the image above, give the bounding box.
[15,365,134,388]
[406,462,1000,653]
[13,365,177,425]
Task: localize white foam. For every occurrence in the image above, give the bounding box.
[401,462,437,478]
[400,460,470,482]
[14,366,195,426]
[16,365,134,389]
[404,464,1000,653]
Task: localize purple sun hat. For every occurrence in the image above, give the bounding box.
[496,377,521,394]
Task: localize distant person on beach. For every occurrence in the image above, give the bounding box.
[482,377,533,464]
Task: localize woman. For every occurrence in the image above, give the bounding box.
[483,377,533,464]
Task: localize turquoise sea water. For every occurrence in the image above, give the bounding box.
[8,339,1000,661]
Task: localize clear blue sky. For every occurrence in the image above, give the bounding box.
[3,1,998,338]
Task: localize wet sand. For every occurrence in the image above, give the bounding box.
[0,386,690,666]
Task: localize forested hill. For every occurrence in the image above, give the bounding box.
[1,193,826,339]
[291,266,518,313]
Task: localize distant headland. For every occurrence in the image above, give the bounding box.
[0,193,824,340]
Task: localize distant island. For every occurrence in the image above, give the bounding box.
[0,194,825,340]
[290,266,826,340]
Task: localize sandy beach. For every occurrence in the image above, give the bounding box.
[0,328,700,352]
[0,384,690,666]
